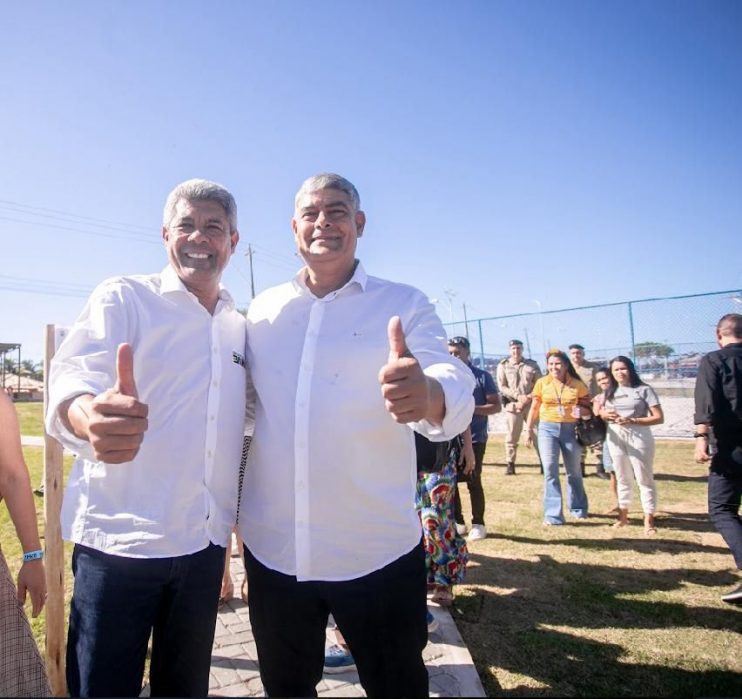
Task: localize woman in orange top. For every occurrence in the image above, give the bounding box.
[526,349,591,525]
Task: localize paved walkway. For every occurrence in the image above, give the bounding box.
[209,552,486,697]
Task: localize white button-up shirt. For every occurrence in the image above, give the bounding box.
[239,263,474,581]
[46,266,246,558]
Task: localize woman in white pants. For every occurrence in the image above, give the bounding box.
[599,355,664,534]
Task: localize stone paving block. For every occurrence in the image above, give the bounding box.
[212,680,252,696]
[213,617,231,638]
[209,662,240,688]
[319,681,366,697]
[213,630,254,647]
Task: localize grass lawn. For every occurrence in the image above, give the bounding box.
[455,437,742,696]
[3,403,741,696]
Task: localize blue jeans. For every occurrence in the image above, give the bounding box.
[67,542,224,697]
[538,421,589,524]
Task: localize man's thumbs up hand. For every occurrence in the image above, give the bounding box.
[65,343,149,464]
[387,316,412,362]
[114,343,138,398]
[379,316,431,424]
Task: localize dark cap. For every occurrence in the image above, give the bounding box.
[448,336,470,348]
[509,339,523,347]
[568,343,585,351]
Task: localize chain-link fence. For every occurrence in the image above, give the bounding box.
[443,288,742,438]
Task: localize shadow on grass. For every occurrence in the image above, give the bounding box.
[654,472,709,483]
[457,554,742,696]
[455,619,742,697]
[492,532,729,556]
[465,552,742,631]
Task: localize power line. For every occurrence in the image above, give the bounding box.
[0,199,152,234]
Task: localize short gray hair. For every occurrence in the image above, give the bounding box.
[294,173,361,212]
[163,178,238,233]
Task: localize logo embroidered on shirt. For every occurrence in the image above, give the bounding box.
[232,351,245,367]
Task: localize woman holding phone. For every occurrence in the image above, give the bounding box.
[599,355,664,534]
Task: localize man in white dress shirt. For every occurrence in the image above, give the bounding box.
[239,173,474,697]
[45,179,246,697]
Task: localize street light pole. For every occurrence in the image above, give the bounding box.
[245,244,256,300]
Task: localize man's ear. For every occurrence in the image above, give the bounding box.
[355,210,366,237]
[161,225,169,243]
[230,229,240,253]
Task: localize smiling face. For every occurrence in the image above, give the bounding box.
[162,198,238,303]
[595,370,612,391]
[291,187,366,280]
[610,360,632,386]
[547,355,567,381]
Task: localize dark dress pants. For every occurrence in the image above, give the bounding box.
[708,467,742,569]
[454,440,487,525]
[66,542,224,697]
[244,542,429,698]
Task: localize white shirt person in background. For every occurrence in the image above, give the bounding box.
[239,173,474,698]
[45,179,246,698]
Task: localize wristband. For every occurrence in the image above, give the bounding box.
[22,549,44,562]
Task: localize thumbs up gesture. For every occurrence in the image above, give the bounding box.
[65,343,149,464]
[379,316,443,424]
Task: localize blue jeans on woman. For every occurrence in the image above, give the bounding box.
[538,421,589,524]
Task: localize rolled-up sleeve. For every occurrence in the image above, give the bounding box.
[416,361,475,440]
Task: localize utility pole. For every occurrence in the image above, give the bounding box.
[245,244,256,299]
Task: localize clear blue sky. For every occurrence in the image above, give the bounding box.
[2,0,741,362]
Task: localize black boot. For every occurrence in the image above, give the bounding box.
[505,462,516,475]
[595,465,610,480]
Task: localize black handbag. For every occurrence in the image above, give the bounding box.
[575,415,607,447]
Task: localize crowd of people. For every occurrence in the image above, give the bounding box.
[1,173,740,697]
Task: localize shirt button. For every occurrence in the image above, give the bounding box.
[210,415,215,421]
[207,450,213,458]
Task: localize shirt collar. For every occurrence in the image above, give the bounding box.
[292,260,368,299]
[160,265,235,309]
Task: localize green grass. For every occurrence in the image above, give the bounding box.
[454,437,742,696]
[14,400,44,436]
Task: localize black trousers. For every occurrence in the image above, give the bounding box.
[244,542,429,698]
[708,468,742,569]
[454,440,487,525]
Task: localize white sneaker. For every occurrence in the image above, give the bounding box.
[455,523,468,536]
[468,524,487,541]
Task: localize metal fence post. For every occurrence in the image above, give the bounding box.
[477,319,485,371]
[627,301,636,362]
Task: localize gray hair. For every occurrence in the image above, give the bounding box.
[294,173,361,212]
[163,178,238,233]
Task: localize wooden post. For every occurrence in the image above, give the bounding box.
[43,324,66,696]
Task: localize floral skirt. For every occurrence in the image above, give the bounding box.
[0,547,51,697]
[415,454,468,586]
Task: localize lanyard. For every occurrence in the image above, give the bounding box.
[554,378,567,415]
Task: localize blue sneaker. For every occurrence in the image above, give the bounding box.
[324,644,356,674]
[427,610,439,633]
